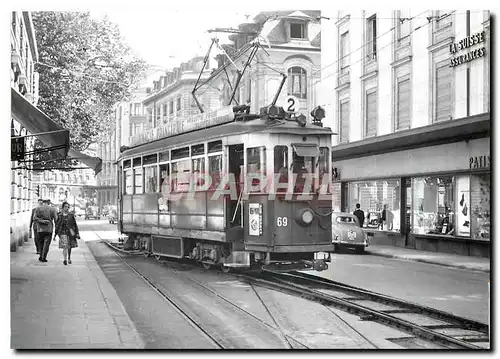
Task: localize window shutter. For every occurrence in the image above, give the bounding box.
[340,101,350,144]
[436,63,452,122]
[396,78,411,129]
[365,91,377,137]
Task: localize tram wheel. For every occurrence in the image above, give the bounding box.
[201,262,212,270]
[155,255,162,261]
[221,266,231,273]
[144,252,151,258]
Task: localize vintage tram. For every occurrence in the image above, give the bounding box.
[116,104,334,272]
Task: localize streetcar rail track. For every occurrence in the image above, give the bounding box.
[103,241,225,349]
[102,239,488,349]
[241,270,488,350]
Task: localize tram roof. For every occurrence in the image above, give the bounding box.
[119,119,333,159]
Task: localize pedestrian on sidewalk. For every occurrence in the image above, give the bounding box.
[353,203,365,228]
[29,199,44,255]
[33,199,58,262]
[55,201,80,265]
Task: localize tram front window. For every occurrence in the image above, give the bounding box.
[292,144,318,194]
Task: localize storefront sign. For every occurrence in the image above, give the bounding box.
[449,31,486,67]
[130,106,234,147]
[469,155,490,169]
[11,136,25,161]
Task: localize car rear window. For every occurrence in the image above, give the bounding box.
[336,217,357,225]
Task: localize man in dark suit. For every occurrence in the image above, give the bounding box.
[353,203,365,227]
[29,199,43,255]
[33,199,58,262]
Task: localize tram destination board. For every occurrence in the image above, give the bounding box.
[130,106,234,147]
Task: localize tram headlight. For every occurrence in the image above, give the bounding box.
[296,208,314,226]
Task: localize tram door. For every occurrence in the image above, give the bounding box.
[227,144,244,227]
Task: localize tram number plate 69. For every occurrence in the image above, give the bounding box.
[276,217,288,227]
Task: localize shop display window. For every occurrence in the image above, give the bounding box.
[470,173,490,241]
[347,179,401,231]
[411,175,471,237]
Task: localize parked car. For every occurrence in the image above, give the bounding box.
[331,212,370,254]
[74,207,85,218]
[85,206,100,220]
[108,205,117,224]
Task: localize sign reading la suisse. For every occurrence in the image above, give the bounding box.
[130,106,234,147]
[449,31,486,67]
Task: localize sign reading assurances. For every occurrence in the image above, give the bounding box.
[130,106,234,147]
[449,31,486,67]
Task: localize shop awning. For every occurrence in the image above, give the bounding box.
[292,144,320,157]
[67,148,103,176]
[11,87,70,158]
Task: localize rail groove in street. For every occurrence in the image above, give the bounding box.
[240,269,489,350]
[104,242,225,349]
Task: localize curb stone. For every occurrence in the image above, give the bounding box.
[82,240,146,349]
[367,250,490,274]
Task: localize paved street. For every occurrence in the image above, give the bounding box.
[313,251,490,324]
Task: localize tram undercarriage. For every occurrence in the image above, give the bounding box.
[128,233,330,272]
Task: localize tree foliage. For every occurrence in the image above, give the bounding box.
[32,12,148,152]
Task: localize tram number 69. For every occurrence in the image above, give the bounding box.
[276,217,288,227]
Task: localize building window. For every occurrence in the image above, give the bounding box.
[169,101,174,115]
[396,75,411,130]
[435,60,453,122]
[366,15,377,60]
[176,97,182,112]
[290,23,306,39]
[287,67,307,99]
[397,10,411,43]
[436,11,452,29]
[348,179,401,232]
[412,175,471,237]
[144,166,158,193]
[339,100,350,144]
[365,90,377,137]
[340,31,350,70]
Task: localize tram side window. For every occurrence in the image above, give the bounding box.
[159,164,170,194]
[124,170,133,195]
[209,154,222,189]
[134,168,143,194]
[192,157,205,188]
[292,145,316,193]
[247,147,266,192]
[144,166,158,193]
[274,146,288,191]
[171,160,190,192]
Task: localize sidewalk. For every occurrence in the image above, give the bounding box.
[366,244,490,273]
[10,231,145,349]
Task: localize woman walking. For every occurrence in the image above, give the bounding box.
[55,201,80,265]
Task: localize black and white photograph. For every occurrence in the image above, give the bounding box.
[8,3,492,351]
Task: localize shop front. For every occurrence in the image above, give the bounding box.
[332,113,490,257]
